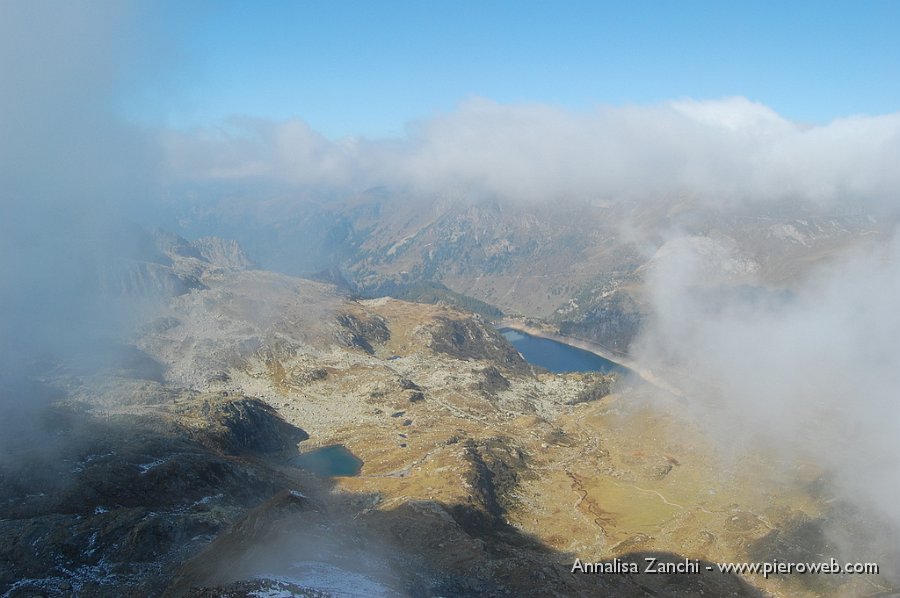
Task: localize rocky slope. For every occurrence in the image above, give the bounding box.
[176,193,893,352]
[2,232,896,597]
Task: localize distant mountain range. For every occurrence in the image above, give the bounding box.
[173,191,893,352]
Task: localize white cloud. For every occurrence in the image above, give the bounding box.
[163,96,900,210]
[0,0,172,363]
[162,118,360,187]
[633,228,900,547]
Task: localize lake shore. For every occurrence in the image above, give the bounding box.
[496,317,683,397]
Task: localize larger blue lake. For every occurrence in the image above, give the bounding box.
[500,328,627,374]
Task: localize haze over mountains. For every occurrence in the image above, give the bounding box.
[3,2,900,596]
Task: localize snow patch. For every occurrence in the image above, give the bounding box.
[254,561,397,598]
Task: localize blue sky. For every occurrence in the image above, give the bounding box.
[133,1,899,139]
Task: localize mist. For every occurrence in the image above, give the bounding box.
[4,2,900,592]
[629,225,900,562]
[0,0,176,450]
[163,96,900,211]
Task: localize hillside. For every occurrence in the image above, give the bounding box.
[176,193,892,352]
[1,231,894,597]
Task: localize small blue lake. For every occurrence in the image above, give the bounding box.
[500,328,628,374]
[293,445,363,477]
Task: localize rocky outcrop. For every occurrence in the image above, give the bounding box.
[555,286,645,353]
[568,373,613,405]
[427,316,526,370]
[153,229,204,261]
[333,312,390,354]
[0,401,301,597]
[191,237,255,271]
[451,438,529,534]
[165,490,320,597]
[102,231,256,301]
[179,394,309,455]
[105,260,205,298]
[476,365,511,395]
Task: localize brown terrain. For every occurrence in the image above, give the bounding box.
[1,233,895,597]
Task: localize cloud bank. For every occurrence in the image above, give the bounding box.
[0,0,169,409]
[164,96,900,210]
[631,227,900,560]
